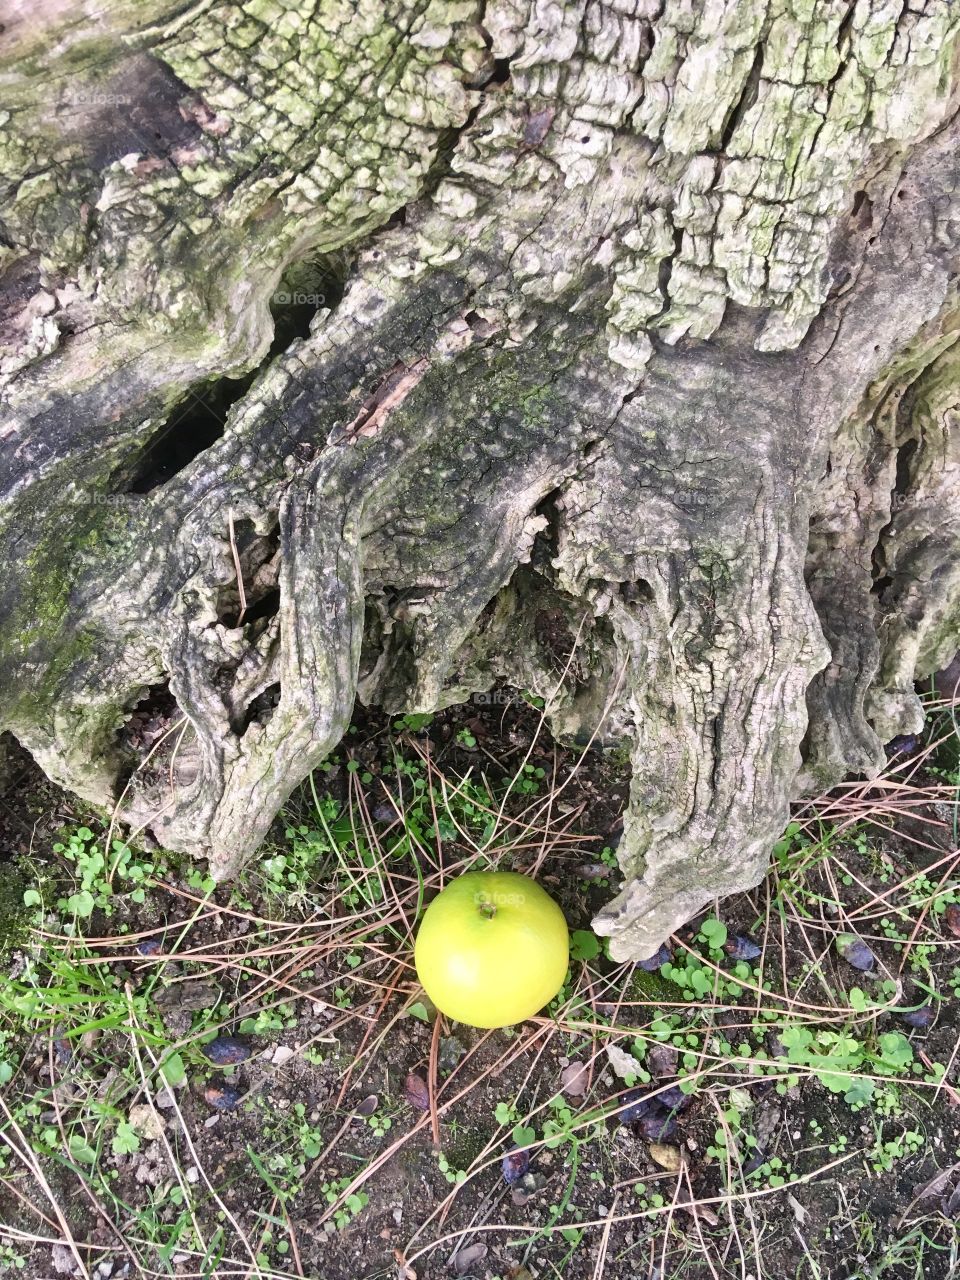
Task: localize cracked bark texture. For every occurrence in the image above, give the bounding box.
[1,0,959,959]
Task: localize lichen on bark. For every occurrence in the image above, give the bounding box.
[1,0,959,958]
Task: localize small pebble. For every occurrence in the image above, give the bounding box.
[186,1166,200,1184]
[136,939,162,957]
[203,1037,251,1066]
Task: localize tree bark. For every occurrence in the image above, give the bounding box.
[1,0,959,958]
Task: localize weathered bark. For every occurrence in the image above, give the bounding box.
[1,1,959,958]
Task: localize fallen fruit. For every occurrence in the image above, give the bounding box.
[723,934,762,961]
[637,1107,678,1141]
[901,1002,936,1029]
[413,871,568,1029]
[502,1145,530,1185]
[204,1084,242,1111]
[836,934,875,972]
[202,1036,251,1065]
[638,943,672,971]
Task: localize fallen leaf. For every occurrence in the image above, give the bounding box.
[727,1086,754,1113]
[677,1196,719,1227]
[560,1061,588,1097]
[154,981,219,1011]
[675,1182,721,1223]
[606,1043,641,1080]
[945,904,960,939]
[787,1193,808,1225]
[648,1142,682,1172]
[404,1072,430,1111]
[576,863,612,881]
[452,1242,487,1274]
[647,1044,678,1078]
[913,1163,960,1202]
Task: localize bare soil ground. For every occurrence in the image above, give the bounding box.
[1,694,959,1280]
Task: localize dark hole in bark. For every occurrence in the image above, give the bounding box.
[530,488,564,565]
[534,605,577,667]
[851,190,873,230]
[216,519,281,629]
[639,21,654,60]
[242,587,280,626]
[893,436,918,500]
[268,251,350,353]
[240,682,281,733]
[115,680,183,792]
[870,435,918,601]
[490,57,512,84]
[620,579,654,605]
[124,375,252,494]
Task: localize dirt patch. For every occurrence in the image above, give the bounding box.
[1,697,959,1280]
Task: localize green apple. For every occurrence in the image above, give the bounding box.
[414,870,569,1028]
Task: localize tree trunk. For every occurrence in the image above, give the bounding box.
[1,0,959,959]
